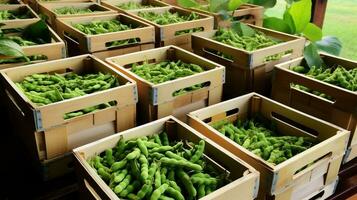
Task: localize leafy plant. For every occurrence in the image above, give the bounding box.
[178,0,342,68]
[0,20,51,64]
[259,0,342,68]
[178,0,249,13]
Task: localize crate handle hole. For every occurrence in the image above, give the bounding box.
[175,27,204,36]
[309,189,325,200]
[293,152,331,177]
[203,47,234,62]
[63,101,117,120]
[232,14,255,21]
[226,108,239,116]
[290,83,336,104]
[63,32,79,43]
[5,89,25,117]
[105,38,141,49]
[172,81,210,97]
[203,117,212,123]
[271,112,319,137]
[123,58,157,70]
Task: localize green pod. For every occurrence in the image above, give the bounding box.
[139,155,149,182]
[126,148,141,160]
[160,167,167,184]
[97,168,111,182]
[150,183,169,200]
[190,140,205,163]
[114,174,132,194]
[197,184,206,199]
[105,149,115,166]
[160,157,202,171]
[160,132,170,146]
[168,181,181,193]
[150,146,173,153]
[147,162,159,184]
[167,170,175,181]
[119,180,140,198]
[130,159,141,180]
[158,195,175,200]
[154,168,162,189]
[137,184,152,199]
[114,137,126,158]
[111,159,128,171]
[191,176,217,185]
[165,151,186,161]
[137,138,148,157]
[151,152,165,159]
[177,169,196,199]
[165,187,184,200]
[143,141,161,148]
[153,134,162,146]
[113,169,128,183]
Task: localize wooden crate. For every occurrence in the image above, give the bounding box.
[24,0,95,13]
[188,3,264,28]
[187,93,349,199]
[73,116,260,200]
[38,2,116,30]
[106,45,224,123]
[271,54,357,164]
[0,19,66,70]
[0,4,39,23]
[0,54,138,162]
[129,6,214,50]
[56,14,156,58]
[101,0,171,14]
[192,25,305,98]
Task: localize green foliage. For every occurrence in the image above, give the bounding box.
[249,0,276,8]
[0,39,25,57]
[0,20,51,64]
[178,0,248,13]
[316,36,342,56]
[302,23,322,42]
[263,17,292,33]
[22,20,51,44]
[256,0,342,68]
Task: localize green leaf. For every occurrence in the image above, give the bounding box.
[304,42,323,68]
[228,0,243,11]
[302,23,322,42]
[263,17,293,33]
[22,20,51,44]
[209,0,229,12]
[177,0,200,8]
[283,10,296,33]
[0,39,25,57]
[287,0,311,33]
[231,22,255,36]
[316,36,342,56]
[249,0,277,8]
